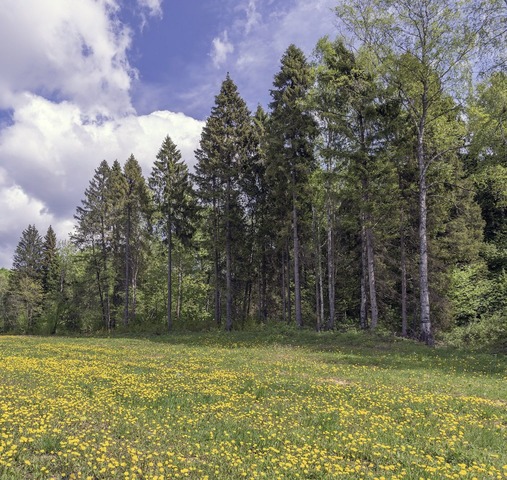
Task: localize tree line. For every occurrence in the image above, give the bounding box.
[1,0,506,347]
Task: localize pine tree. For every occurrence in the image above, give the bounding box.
[268,45,318,328]
[149,136,195,331]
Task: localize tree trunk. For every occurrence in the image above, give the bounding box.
[287,242,292,324]
[293,191,302,328]
[167,218,172,331]
[225,185,233,332]
[366,225,378,330]
[417,117,433,346]
[400,223,408,338]
[124,206,130,327]
[177,253,183,322]
[213,194,221,327]
[281,251,286,322]
[360,223,368,329]
[327,204,335,330]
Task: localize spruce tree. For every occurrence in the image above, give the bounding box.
[41,225,59,296]
[8,225,44,332]
[123,154,150,325]
[73,160,113,329]
[149,136,195,331]
[268,45,318,328]
[194,74,254,331]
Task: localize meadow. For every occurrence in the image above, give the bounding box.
[0,330,505,479]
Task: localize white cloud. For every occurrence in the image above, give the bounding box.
[211,31,235,68]
[0,0,134,117]
[0,0,206,268]
[137,0,164,18]
[0,94,203,268]
[244,0,261,34]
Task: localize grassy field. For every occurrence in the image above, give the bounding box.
[0,329,505,480]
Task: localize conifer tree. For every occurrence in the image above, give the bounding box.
[194,74,254,331]
[73,160,113,329]
[149,136,195,331]
[7,225,44,332]
[41,225,59,296]
[123,154,149,325]
[268,44,318,328]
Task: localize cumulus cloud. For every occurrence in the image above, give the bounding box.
[0,0,134,117]
[0,94,203,267]
[211,31,235,68]
[0,0,204,268]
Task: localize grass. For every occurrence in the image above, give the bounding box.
[0,329,505,479]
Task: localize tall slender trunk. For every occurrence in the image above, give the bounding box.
[177,253,183,322]
[281,250,286,322]
[313,206,324,331]
[132,263,138,319]
[366,225,378,330]
[400,222,408,337]
[99,221,111,330]
[92,240,106,328]
[167,218,172,331]
[293,190,302,328]
[287,242,292,324]
[261,252,267,322]
[417,109,433,345]
[318,229,325,331]
[225,184,233,331]
[213,193,221,327]
[360,222,368,329]
[327,203,335,330]
[124,206,130,327]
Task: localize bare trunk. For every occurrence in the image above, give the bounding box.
[293,192,302,328]
[327,205,336,330]
[177,253,183,322]
[366,226,378,330]
[400,223,408,337]
[167,219,172,331]
[287,242,292,324]
[281,251,286,322]
[124,206,130,327]
[360,222,368,329]
[213,193,221,327]
[417,118,433,345]
[225,184,233,332]
[132,264,138,319]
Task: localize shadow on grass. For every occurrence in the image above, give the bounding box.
[101,326,507,379]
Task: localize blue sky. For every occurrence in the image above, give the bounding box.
[0,0,338,267]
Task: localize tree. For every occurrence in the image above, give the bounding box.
[194,74,255,331]
[123,154,150,325]
[268,44,318,328]
[41,226,59,295]
[73,160,113,329]
[7,225,44,332]
[149,136,195,331]
[335,0,485,344]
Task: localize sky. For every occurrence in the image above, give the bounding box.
[0,0,339,268]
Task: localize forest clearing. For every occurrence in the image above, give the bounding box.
[0,331,505,479]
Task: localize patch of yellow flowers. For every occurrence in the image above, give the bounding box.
[0,336,505,479]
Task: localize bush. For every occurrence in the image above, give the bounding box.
[443,311,507,352]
